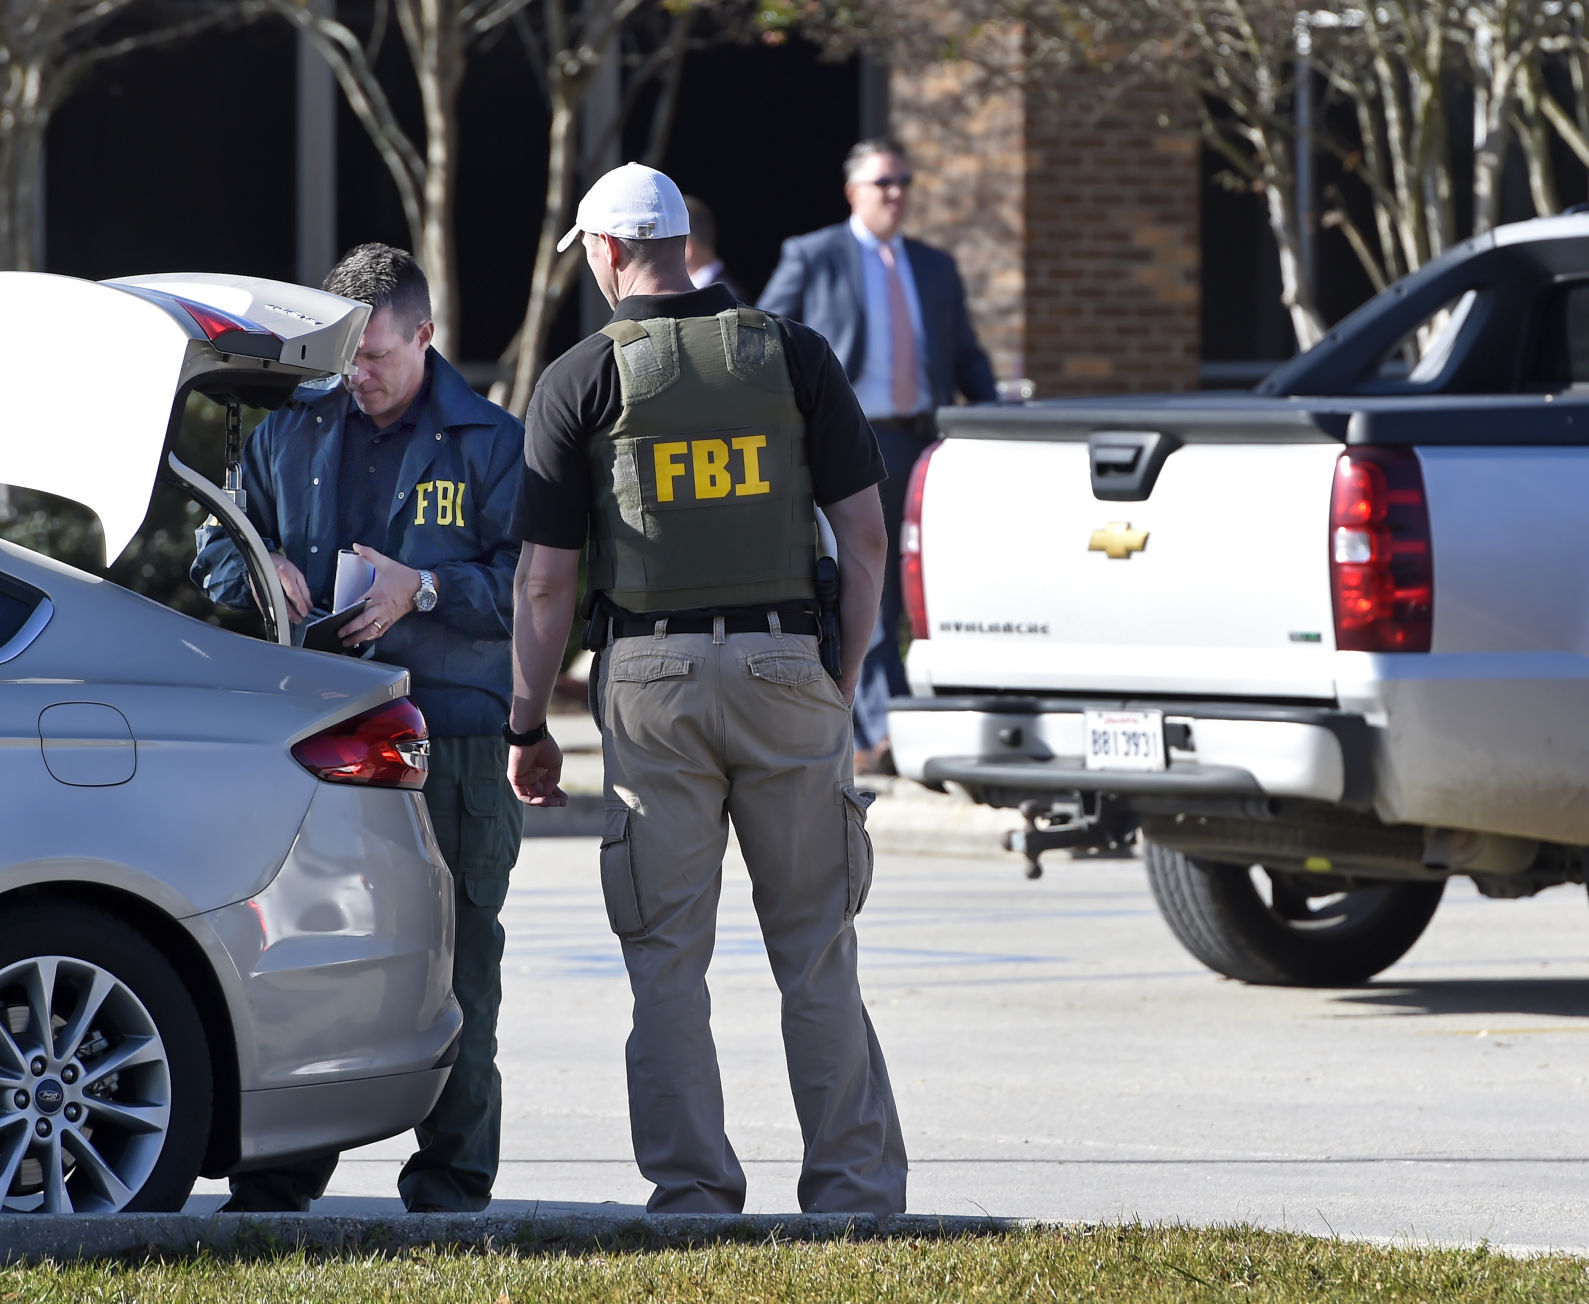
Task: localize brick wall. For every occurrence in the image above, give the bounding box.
[892,43,1201,398]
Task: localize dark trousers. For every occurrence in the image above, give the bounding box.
[226,734,520,1212]
[852,419,934,751]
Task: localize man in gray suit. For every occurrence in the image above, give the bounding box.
[759,138,997,769]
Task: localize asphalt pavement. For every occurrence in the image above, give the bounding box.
[15,718,1589,1261]
[193,820,1589,1256]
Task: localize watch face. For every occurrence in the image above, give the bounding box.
[416,573,437,611]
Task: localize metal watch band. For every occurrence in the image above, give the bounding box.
[502,720,549,746]
[414,568,438,612]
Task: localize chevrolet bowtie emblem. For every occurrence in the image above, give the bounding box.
[1088,521,1149,559]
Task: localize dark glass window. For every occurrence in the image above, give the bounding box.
[0,574,44,649]
[1527,280,1589,388]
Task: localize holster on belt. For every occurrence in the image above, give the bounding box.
[579,588,608,652]
[814,555,842,681]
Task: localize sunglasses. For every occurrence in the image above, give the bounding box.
[860,174,914,189]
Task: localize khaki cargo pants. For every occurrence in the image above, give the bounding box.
[595,624,907,1215]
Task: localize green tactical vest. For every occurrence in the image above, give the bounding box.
[587,305,817,614]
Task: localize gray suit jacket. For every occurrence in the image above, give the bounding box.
[758,222,997,408]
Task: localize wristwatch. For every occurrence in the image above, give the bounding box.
[413,568,438,613]
[503,720,550,746]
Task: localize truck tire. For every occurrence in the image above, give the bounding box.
[1143,838,1444,987]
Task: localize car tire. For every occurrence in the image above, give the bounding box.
[0,902,212,1212]
[1143,838,1445,987]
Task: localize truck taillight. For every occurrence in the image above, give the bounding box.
[1329,447,1433,652]
[292,699,429,790]
[901,439,941,640]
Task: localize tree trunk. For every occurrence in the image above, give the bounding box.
[499,95,581,414]
[411,12,465,355]
[1515,56,1558,218]
[0,60,47,270]
[1258,141,1324,350]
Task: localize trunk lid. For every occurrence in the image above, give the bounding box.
[0,271,367,564]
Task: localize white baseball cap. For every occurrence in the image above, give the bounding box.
[556,162,691,253]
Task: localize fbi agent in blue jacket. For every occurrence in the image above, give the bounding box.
[193,244,523,1214]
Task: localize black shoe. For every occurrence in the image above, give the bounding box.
[219,1193,311,1214]
[408,1202,454,1213]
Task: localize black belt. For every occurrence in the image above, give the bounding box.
[610,610,820,639]
[871,413,937,438]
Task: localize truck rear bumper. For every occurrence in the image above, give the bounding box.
[887,696,1373,811]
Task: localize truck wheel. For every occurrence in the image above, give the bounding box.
[1143,839,1444,986]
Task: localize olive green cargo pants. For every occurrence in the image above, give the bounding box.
[225,734,519,1213]
[596,626,907,1215]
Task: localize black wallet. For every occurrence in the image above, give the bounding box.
[300,599,369,654]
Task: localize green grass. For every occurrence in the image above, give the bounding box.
[3,1225,1587,1303]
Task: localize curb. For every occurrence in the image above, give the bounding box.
[522,714,1029,861]
[0,1211,1028,1265]
[522,787,1025,861]
[521,793,606,839]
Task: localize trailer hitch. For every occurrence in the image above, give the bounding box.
[1003,797,1137,879]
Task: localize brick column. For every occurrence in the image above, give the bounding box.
[893,47,1201,398]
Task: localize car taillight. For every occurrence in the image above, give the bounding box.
[292,699,429,790]
[901,439,942,640]
[1329,447,1433,652]
[174,297,279,344]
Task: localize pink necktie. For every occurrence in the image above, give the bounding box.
[878,242,920,416]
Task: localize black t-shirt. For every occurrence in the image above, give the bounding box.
[511,285,885,549]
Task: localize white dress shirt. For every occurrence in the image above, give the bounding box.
[690,259,724,290]
[848,215,933,420]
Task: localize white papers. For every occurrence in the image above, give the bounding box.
[333,548,375,612]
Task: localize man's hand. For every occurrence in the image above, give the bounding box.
[271,553,313,622]
[338,543,422,645]
[508,737,567,807]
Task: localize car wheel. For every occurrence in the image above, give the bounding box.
[1144,838,1445,987]
[0,903,211,1212]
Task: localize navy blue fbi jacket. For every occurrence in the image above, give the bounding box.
[192,351,524,738]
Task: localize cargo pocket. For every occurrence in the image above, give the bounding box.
[460,778,519,873]
[599,806,646,938]
[839,783,877,919]
[461,869,510,911]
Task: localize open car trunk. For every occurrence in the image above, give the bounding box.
[0,272,369,642]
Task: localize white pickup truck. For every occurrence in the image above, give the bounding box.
[889,211,1589,987]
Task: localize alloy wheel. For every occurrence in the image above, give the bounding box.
[0,955,173,1212]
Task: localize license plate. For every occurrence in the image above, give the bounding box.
[1083,709,1166,771]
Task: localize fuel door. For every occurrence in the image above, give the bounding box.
[39,702,136,786]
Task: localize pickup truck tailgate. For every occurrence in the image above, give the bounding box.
[910,436,1343,699]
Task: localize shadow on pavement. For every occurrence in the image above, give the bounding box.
[1329,977,1589,1019]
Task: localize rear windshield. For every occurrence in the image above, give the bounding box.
[1529,280,1589,387]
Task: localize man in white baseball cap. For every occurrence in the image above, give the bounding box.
[509,162,905,1216]
[555,161,692,253]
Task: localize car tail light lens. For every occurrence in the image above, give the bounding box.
[174,297,278,344]
[901,439,942,641]
[1329,448,1433,652]
[292,699,429,790]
